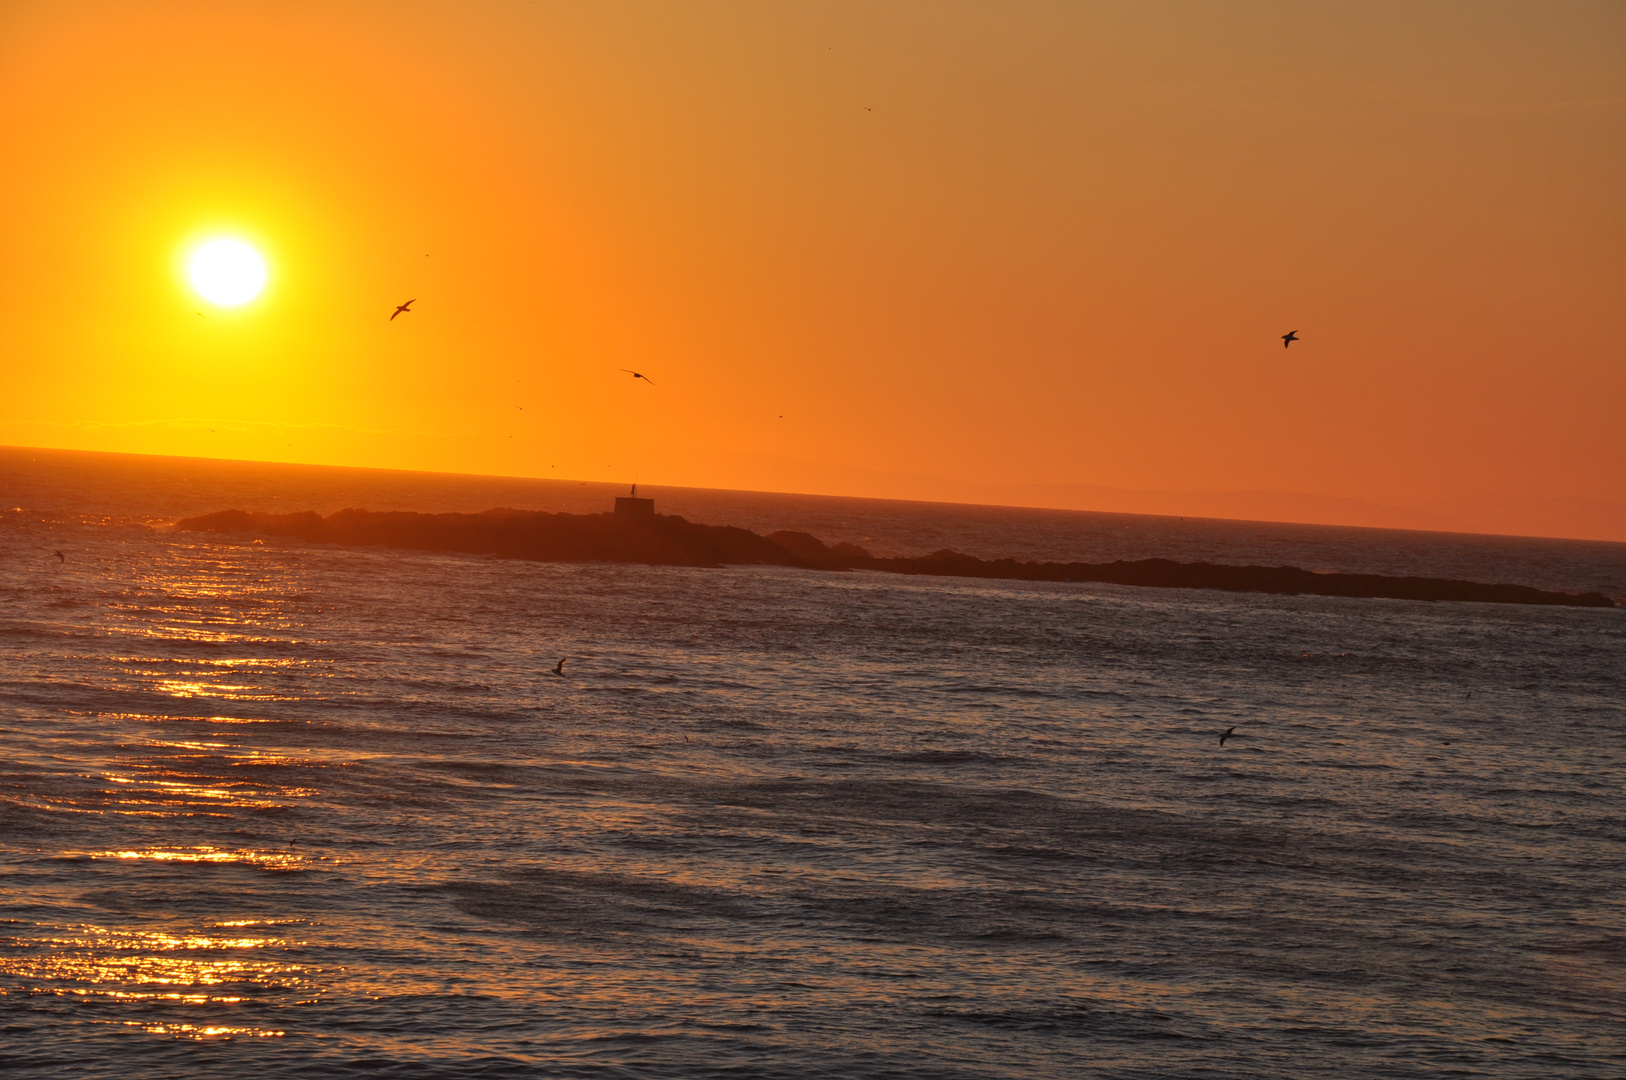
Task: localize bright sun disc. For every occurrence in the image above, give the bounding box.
[187,239,266,306]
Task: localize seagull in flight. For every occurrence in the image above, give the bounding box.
[1219,725,1237,746]
[390,299,415,321]
[550,658,567,677]
[1281,330,1298,348]
[53,550,65,563]
[620,369,655,386]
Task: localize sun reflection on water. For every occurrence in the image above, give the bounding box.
[0,921,313,1021]
[153,677,281,701]
[104,655,312,703]
[123,1021,285,1039]
[62,846,310,869]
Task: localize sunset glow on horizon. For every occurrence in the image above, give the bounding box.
[1,1,1622,540]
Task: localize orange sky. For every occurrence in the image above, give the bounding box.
[2,1,1622,539]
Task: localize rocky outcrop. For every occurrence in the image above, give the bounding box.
[174,508,1616,608]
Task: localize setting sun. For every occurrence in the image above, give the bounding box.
[186,238,266,307]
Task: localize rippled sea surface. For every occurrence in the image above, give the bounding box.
[2,448,1624,1077]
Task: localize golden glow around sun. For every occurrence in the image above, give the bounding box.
[186,238,267,306]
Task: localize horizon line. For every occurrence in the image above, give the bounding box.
[3,441,1623,549]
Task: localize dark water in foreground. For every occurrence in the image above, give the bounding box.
[2,449,1624,1077]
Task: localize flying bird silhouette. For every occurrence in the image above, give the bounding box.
[390,299,415,321]
[53,550,64,563]
[1219,725,1237,746]
[1281,331,1298,348]
[620,369,655,385]
[550,658,567,677]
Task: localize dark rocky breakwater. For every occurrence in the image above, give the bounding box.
[173,507,1617,608]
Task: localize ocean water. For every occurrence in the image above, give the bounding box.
[2,448,1623,1078]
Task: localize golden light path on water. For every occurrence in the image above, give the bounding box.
[2,586,337,1045]
[1,638,324,1043]
[1,918,305,1039]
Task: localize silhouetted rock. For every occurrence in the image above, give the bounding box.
[176,507,801,569]
[764,530,826,558]
[173,507,1616,608]
[766,530,844,566]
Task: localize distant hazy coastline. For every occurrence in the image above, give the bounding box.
[174,507,1617,609]
[7,446,1625,597]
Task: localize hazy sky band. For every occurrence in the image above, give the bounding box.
[0,1,1620,538]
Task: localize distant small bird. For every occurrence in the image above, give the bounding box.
[1282,330,1298,348]
[620,369,655,385]
[1219,725,1237,746]
[551,658,567,677]
[53,550,64,563]
[390,299,415,321]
